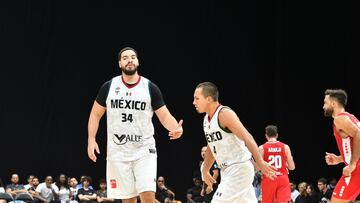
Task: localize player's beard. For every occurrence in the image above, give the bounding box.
[121,65,138,76]
[324,107,333,117]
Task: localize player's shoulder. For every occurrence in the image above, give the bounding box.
[111,75,121,81]
[334,113,353,126]
[283,143,292,151]
[100,76,119,87]
[334,112,353,119]
[140,75,149,81]
[218,105,235,115]
[142,76,161,89]
[218,106,238,125]
[99,78,114,90]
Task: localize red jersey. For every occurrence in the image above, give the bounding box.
[261,140,291,203]
[331,112,360,200]
[263,141,287,176]
[333,112,360,170]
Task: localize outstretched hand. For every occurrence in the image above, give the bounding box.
[87,139,100,162]
[259,161,277,180]
[169,120,183,140]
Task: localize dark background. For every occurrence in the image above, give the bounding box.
[1,0,359,202]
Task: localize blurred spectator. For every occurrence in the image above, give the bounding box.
[0,178,5,193]
[27,176,40,202]
[35,176,60,203]
[56,174,71,203]
[155,176,175,203]
[252,170,262,201]
[24,175,35,191]
[317,178,332,203]
[290,180,300,202]
[5,174,27,198]
[186,177,203,203]
[0,177,5,203]
[77,176,96,203]
[306,183,319,203]
[295,182,310,203]
[96,179,114,203]
[326,177,337,191]
[68,178,78,203]
[76,177,93,190]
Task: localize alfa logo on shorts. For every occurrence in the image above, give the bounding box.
[215,192,222,196]
[110,179,117,188]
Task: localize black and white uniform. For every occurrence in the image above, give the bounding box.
[96,75,164,199]
[203,105,257,203]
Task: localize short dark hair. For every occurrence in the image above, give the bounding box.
[196,82,219,101]
[118,47,138,61]
[324,89,347,107]
[98,178,106,184]
[265,125,278,137]
[318,177,328,185]
[82,176,92,184]
[27,175,35,180]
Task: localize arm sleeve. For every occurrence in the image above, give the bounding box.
[95,80,111,107]
[148,81,165,111]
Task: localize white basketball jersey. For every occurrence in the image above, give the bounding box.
[203,105,252,168]
[106,76,156,161]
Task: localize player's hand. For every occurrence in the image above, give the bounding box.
[87,139,100,162]
[205,186,213,194]
[258,160,277,180]
[169,120,183,140]
[325,152,340,165]
[343,163,356,176]
[203,172,216,191]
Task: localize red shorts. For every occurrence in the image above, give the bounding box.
[332,172,360,200]
[261,174,291,203]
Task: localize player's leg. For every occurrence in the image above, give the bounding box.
[121,197,138,203]
[139,191,156,203]
[107,160,138,201]
[133,153,157,203]
[331,174,360,203]
[330,197,352,203]
[275,175,291,203]
[261,177,276,203]
[212,160,257,203]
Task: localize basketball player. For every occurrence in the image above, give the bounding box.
[193,82,277,203]
[323,89,360,202]
[87,47,183,203]
[259,125,295,203]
